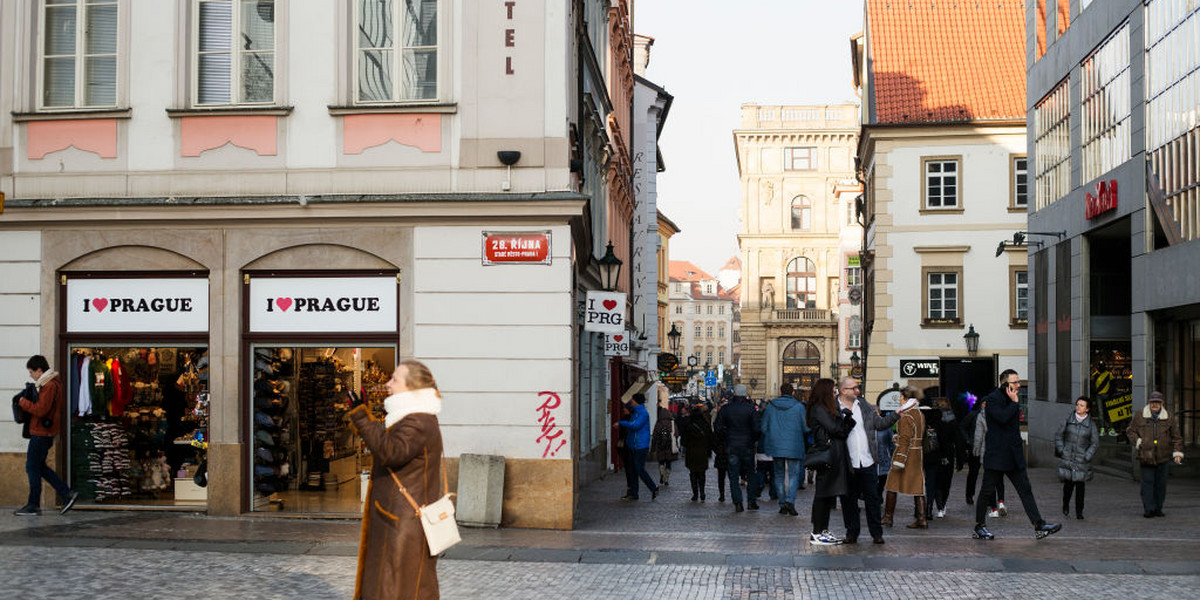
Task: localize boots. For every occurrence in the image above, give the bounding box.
[907,496,928,529]
[882,491,897,527]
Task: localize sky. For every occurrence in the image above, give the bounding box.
[633,1,865,277]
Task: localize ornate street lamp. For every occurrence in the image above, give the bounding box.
[964,324,980,357]
[597,241,623,292]
[850,351,861,369]
[667,323,681,354]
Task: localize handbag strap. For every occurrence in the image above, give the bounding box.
[386,448,454,516]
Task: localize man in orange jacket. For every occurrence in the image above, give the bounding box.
[15,355,77,516]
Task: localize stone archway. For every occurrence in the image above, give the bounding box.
[781,339,821,398]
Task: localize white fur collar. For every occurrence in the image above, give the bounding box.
[384,388,442,428]
[34,370,58,389]
[1142,404,1169,420]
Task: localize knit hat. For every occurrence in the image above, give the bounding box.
[732,384,748,397]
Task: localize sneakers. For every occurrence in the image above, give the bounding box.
[997,501,1008,517]
[60,491,79,515]
[14,505,41,516]
[988,508,1000,518]
[972,524,995,540]
[1034,521,1062,540]
[935,508,946,518]
[809,531,843,546]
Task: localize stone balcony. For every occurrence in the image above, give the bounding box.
[767,308,835,322]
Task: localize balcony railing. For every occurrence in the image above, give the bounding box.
[772,309,833,321]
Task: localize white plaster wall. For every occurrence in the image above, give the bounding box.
[0,231,42,452]
[126,0,176,171]
[412,225,573,460]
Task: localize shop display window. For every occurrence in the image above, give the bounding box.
[251,346,394,513]
[66,346,209,507]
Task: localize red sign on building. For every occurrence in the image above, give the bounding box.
[482,231,552,265]
[1085,179,1118,219]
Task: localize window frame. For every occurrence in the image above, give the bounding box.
[1010,266,1029,328]
[192,0,277,107]
[921,266,964,328]
[785,257,818,310]
[353,0,441,105]
[784,147,817,171]
[920,156,963,213]
[38,0,120,110]
[1010,155,1029,212]
[790,195,812,231]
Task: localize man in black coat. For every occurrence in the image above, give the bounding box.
[973,369,1061,540]
[715,384,760,512]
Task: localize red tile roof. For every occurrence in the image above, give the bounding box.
[719,255,742,272]
[669,261,713,282]
[867,0,1026,125]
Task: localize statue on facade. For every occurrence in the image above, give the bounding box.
[761,280,775,309]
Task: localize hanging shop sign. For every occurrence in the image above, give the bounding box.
[583,291,626,334]
[657,353,679,372]
[900,359,939,378]
[1084,179,1118,220]
[67,278,209,333]
[604,331,630,356]
[481,231,552,265]
[249,277,397,333]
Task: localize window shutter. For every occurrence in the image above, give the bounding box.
[198,0,233,104]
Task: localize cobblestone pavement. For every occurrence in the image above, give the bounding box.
[3,466,1199,598]
[4,545,1199,600]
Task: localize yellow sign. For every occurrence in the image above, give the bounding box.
[1105,393,1133,423]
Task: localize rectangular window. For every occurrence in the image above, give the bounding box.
[923,158,960,209]
[41,0,118,108]
[784,147,816,170]
[707,305,713,315]
[718,324,725,338]
[1012,268,1029,326]
[196,0,275,105]
[356,0,438,103]
[1011,156,1028,209]
[846,266,862,287]
[718,350,725,364]
[1081,23,1131,183]
[848,331,861,349]
[718,306,725,315]
[922,268,963,326]
[694,304,701,314]
[674,306,681,314]
[1146,1,1200,243]
[1034,80,1070,208]
[706,325,713,338]
[694,324,701,337]
[705,350,713,365]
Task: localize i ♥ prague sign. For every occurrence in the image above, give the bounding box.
[66,278,209,333]
[584,291,626,334]
[249,277,397,333]
[605,331,631,356]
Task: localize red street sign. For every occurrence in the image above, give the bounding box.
[1085,179,1117,220]
[482,231,552,265]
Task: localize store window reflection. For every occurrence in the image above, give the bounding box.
[251,346,394,513]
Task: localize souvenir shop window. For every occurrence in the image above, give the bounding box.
[67,346,209,505]
[251,345,393,512]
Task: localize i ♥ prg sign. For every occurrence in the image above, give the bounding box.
[249,276,397,333]
[66,278,209,333]
[584,291,626,334]
[604,331,630,356]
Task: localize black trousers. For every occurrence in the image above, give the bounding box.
[689,470,707,499]
[976,468,1042,526]
[811,496,838,534]
[843,465,884,539]
[965,455,981,501]
[1062,481,1085,516]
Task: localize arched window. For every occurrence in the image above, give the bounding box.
[786,257,817,309]
[791,196,812,230]
[781,339,822,396]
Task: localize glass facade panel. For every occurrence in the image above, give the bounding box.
[1034,81,1071,209]
[1081,24,1131,183]
[1146,1,1200,242]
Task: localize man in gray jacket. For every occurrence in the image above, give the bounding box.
[838,377,904,544]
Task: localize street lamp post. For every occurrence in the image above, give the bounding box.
[597,241,622,292]
[667,323,681,354]
[964,324,980,357]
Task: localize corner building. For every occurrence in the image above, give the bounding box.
[1025,0,1200,473]
[0,1,638,528]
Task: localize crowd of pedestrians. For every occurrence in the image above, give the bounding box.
[614,369,1187,547]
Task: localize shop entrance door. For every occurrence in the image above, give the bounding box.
[781,340,821,399]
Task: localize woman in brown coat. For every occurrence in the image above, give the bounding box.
[882,386,926,528]
[349,359,446,600]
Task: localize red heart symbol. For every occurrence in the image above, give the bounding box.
[602,299,617,310]
[92,298,108,312]
[277,298,293,312]
[613,335,624,342]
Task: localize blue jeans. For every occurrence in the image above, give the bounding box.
[628,448,658,499]
[1140,462,1170,513]
[726,448,759,505]
[773,458,803,505]
[26,435,71,508]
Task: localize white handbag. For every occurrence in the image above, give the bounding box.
[389,457,461,556]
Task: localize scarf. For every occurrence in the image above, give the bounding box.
[35,370,59,390]
[383,387,442,428]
